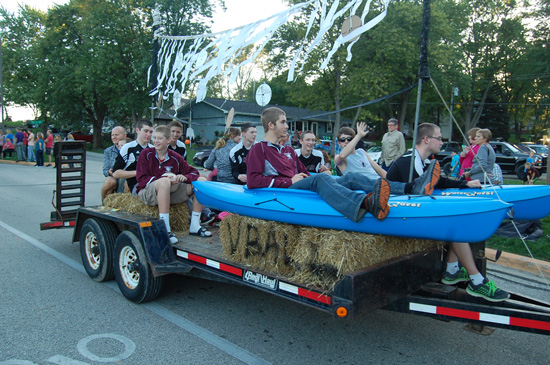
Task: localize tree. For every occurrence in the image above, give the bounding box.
[0,5,47,122]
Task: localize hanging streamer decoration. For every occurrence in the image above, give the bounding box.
[151,0,393,106]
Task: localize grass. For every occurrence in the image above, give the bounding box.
[485,178,550,262]
[486,215,550,262]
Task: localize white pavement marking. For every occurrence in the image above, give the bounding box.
[0,220,271,365]
[77,334,135,362]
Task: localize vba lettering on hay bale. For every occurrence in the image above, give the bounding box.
[219,214,441,291]
[102,193,191,233]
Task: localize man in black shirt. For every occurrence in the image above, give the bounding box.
[387,122,509,302]
[230,123,257,185]
[168,120,187,160]
[112,119,153,193]
[294,130,331,174]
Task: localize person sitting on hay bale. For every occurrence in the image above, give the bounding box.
[246,107,440,223]
[386,122,509,302]
[136,125,212,244]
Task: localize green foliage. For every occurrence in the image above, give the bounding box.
[1,0,217,148]
[487,216,550,262]
[2,0,550,147]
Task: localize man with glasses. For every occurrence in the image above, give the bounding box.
[381,118,406,171]
[386,123,510,302]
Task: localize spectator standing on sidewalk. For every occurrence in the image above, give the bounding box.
[14,128,26,161]
[45,130,54,166]
[35,132,45,166]
[27,130,36,162]
[380,118,406,171]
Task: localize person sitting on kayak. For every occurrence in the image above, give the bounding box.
[246,107,440,222]
[295,130,331,174]
[334,122,386,179]
[135,125,212,243]
[386,122,510,302]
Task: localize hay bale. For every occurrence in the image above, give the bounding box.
[220,215,440,291]
[103,193,190,233]
[219,215,297,276]
[288,228,437,290]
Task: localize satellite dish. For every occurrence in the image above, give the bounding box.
[341,15,362,42]
[255,83,272,107]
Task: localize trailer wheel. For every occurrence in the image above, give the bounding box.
[113,231,164,303]
[80,218,117,282]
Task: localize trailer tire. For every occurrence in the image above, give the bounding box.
[80,218,117,282]
[114,230,164,303]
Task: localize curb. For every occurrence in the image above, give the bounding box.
[0,159,40,166]
[486,248,550,276]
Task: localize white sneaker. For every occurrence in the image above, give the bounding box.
[168,232,179,244]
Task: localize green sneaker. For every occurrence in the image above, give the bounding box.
[466,279,510,302]
[441,267,469,285]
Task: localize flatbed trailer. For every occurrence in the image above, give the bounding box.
[40,145,550,335]
[72,206,550,335]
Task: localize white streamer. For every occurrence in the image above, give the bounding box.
[152,0,393,103]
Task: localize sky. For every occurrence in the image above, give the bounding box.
[1,0,289,120]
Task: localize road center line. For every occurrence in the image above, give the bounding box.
[0,220,271,365]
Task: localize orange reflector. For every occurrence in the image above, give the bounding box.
[140,221,152,227]
[336,307,348,318]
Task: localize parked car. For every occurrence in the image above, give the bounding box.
[193,149,212,167]
[71,131,93,143]
[523,144,548,158]
[365,145,382,164]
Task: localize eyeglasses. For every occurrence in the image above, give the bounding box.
[427,136,443,141]
[339,137,353,142]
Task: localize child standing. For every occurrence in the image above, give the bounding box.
[449,149,461,179]
[35,132,45,166]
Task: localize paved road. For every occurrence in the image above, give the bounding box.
[1,153,549,364]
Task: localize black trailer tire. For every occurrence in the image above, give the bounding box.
[80,218,117,282]
[113,231,164,303]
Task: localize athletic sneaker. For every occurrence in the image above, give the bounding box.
[466,279,510,302]
[200,212,217,226]
[441,267,469,285]
[168,232,179,245]
[364,178,391,221]
[412,160,440,195]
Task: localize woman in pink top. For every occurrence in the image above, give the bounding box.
[459,128,480,180]
[45,130,54,166]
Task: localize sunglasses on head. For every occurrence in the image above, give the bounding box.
[339,137,353,142]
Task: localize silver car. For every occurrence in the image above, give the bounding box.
[366,145,382,164]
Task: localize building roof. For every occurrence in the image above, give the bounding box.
[180,97,343,123]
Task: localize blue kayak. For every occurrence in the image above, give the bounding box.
[433,185,550,220]
[193,181,512,242]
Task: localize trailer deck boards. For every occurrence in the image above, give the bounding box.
[173,226,224,258]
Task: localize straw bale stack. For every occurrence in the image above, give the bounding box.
[219,214,439,291]
[103,193,190,233]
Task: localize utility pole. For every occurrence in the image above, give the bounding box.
[449,86,458,141]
